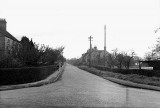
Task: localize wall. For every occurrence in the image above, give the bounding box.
[0,35,5,55]
[4,37,13,55]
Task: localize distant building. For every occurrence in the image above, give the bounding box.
[0,18,20,56]
[80,46,109,66]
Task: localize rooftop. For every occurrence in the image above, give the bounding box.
[0,18,6,22]
[0,28,19,43]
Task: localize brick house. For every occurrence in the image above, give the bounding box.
[0,19,20,56]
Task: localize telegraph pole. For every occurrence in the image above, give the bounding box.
[88,36,93,68]
[104,25,106,66]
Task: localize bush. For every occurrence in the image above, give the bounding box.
[92,65,160,77]
[0,36,65,68]
[0,54,23,68]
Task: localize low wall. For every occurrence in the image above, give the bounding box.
[0,65,58,86]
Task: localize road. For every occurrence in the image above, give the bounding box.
[1,64,160,108]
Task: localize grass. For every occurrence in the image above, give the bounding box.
[78,65,160,87]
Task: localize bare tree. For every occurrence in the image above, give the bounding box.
[110,49,124,69]
[123,51,135,69]
[144,51,156,60]
[116,52,124,69]
[106,53,115,69]
[107,49,136,69]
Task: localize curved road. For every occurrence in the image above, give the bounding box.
[1,64,160,107]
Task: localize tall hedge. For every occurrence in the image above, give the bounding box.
[0,65,57,86]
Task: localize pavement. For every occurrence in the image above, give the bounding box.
[1,64,160,108]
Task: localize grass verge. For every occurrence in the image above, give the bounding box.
[78,65,160,88]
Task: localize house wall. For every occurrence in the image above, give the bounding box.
[100,50,109,58]
[81,49,110,66]
[4,37,14,55]
[0,34,5,55]
[91,51,99,60]
[91,51,99,65]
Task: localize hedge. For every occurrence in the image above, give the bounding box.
[78,65,160,88]
[92,65,160,77]
[0,65,58,86]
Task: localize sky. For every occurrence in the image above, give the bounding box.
[0,0,160,59]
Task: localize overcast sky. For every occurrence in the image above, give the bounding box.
[0,0,160,59]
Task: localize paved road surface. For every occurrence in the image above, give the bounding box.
[1,64,160,108]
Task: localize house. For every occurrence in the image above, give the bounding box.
[80,46,109,66]
[0,19,20,56]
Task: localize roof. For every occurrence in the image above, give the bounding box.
[0,28,20,43]
[0,18,6,23]
[82,49,109,59]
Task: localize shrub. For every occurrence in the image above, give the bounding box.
[0,36,65,68]
[92,65,160,77]
[0,54,23,68]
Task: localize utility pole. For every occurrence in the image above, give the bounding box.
[88,36,93,68]
[104,25,106,66]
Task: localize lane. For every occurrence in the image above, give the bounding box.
[0,64,160,107]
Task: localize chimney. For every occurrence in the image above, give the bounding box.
[0,18,7,31]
